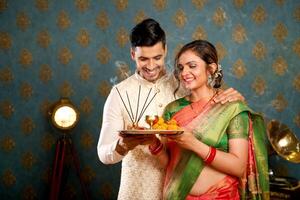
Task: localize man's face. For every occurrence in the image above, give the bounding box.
[131,42,167,82]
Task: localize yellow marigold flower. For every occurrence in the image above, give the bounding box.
[153,123,160,129]
[167,124,179,130]
[167,119,177,125]
[157,117,164,124]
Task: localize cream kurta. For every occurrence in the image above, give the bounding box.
[97,72,186,200]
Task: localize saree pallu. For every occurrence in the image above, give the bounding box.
[162,100,269,200]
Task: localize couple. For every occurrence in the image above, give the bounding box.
[97,18,269,200]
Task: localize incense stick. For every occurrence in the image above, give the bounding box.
[116,87,134,124]
[116,86,158,128]
[137,88,152,123]
[126,91,135,123]
[134,85,141,123]
[137,91,158,123]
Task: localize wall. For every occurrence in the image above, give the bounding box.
[0,0,300,199]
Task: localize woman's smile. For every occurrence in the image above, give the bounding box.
[181,75,195,85]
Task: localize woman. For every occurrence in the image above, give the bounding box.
[149,40,269,200]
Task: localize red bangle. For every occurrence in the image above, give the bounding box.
[150,143,163,155]
[204,146,211,160]
[149,139,160,151]
[204,147,216,164]
[149,140,163,155]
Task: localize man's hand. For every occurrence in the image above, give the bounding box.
[116,134,155,155]
[213,88,245,104]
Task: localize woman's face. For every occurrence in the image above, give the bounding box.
[177,50,210,90]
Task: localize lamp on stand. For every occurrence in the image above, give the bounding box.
[48,98,89,200]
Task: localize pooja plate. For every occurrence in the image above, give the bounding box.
[119,130,183,136]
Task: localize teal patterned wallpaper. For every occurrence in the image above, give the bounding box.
[0,0,300,199]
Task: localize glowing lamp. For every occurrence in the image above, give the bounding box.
[49,98,79,131]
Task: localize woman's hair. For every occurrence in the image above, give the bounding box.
[130,18,166,49]
[174,40,223,95]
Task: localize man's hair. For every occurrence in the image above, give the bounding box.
[130,18,166,48]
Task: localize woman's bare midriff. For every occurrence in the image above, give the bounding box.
[189,165,227,195]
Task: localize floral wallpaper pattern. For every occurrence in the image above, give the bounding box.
[0,0,300,199]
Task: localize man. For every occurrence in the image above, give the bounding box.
[97,18,244,200]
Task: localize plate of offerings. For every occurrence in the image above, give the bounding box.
[119,129,183,136]
[119,117,183,136]
[116,85,183,136]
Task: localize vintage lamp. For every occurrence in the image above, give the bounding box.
[49,98,79,131]
[48,98,89,200]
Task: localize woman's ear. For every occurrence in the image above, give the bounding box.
[208,63,218,75]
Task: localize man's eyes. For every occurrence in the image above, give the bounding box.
[139,58,148,61]
[139,56,162,61]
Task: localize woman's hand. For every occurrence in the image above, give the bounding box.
[167,129,197,150]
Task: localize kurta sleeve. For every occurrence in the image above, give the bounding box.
[97,87,126,164]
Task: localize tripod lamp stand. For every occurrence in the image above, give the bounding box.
[48,98,89,200]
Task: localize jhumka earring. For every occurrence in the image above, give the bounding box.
[207,74,213,87]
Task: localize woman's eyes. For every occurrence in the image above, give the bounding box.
[177,65,184,70]
[178,64,197,70]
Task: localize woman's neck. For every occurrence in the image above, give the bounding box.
[188,87,215,103]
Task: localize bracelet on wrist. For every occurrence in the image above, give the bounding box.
[149,142,163,155]
[149,138,160,150]
[204,146,216,164]
[149,139,163,155]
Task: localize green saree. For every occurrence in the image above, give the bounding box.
[162,98,269,200]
